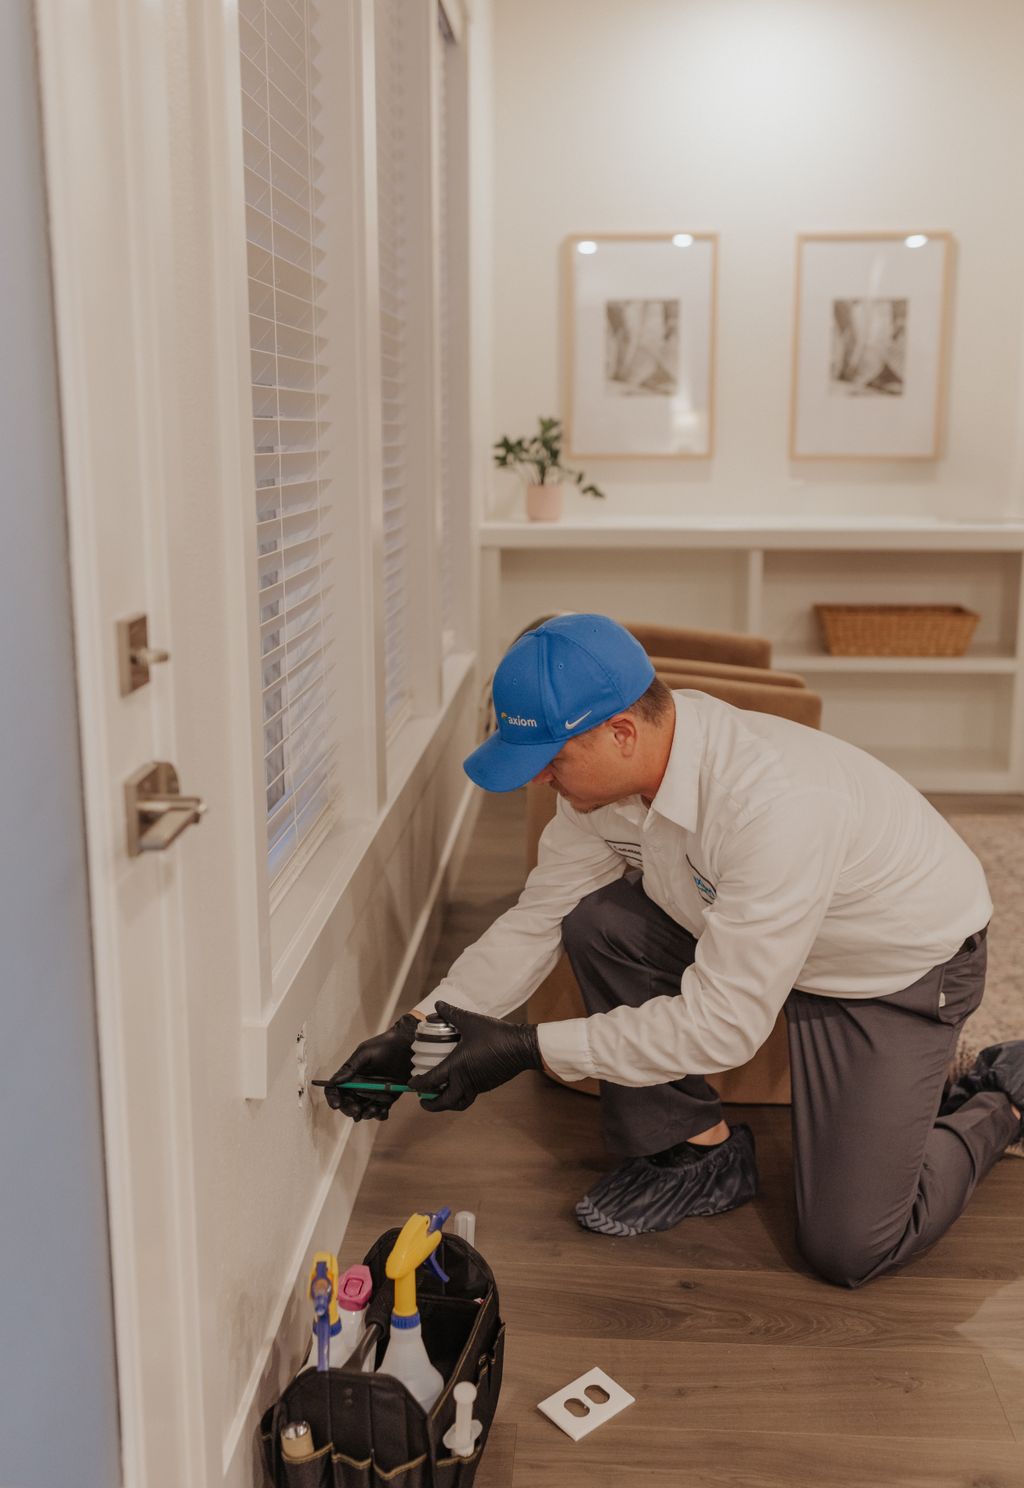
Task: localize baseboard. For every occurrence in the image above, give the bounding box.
[221,776,478,1485]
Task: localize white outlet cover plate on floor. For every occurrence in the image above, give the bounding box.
[537,1367,635,1441]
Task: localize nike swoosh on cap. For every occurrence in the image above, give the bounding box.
[565,710,592,729]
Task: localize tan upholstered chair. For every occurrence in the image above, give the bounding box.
[523,620,823,1105]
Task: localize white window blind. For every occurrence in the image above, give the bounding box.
[238,0,336,890]
[376,0,412,733]
[436,6,456,651]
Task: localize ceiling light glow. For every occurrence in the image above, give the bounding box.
[904,234,928,249]
[577,240,598,255]
[672,233,695,248]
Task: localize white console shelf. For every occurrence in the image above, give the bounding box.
[479,517,1024,793]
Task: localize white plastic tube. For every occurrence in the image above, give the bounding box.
[453,1210,476,1246]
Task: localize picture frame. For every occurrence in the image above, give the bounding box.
[790,232,954,460]
[564,232,718,458]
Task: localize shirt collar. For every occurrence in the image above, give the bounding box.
[611,796,648,826]
[647,692,701,833]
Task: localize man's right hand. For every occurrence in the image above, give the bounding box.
[323,1013,420,1121]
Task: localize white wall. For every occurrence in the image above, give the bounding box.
[489,0,1024,521]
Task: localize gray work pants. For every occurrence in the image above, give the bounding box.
[562,874,1018,1288]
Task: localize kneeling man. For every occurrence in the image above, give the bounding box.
[327,615,1022,1287]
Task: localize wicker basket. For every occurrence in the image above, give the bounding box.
[814,604,980,657]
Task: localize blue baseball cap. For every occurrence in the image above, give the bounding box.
[464,614,655,793]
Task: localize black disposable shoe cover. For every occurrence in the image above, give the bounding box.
[942,1040,1024,1139]
[575,1123,758,1237]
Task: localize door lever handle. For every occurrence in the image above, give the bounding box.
[136,805,202,853]
[135,793,207,819]
[125,762,207,857]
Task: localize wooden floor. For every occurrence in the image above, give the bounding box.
[341,790,1024,1488]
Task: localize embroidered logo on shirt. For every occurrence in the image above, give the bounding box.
[686,853,717,903]
[607,839,644,867]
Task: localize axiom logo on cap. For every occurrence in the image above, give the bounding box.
[501,711,538,727]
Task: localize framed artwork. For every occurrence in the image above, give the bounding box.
[564,232,718,458]
[790,232,954,460]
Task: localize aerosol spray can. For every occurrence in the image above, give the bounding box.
[411,1013,460,1077]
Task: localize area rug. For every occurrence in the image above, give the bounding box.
[946,811,1024,1157]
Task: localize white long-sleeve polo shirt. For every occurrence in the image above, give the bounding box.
[418,691,992,1087]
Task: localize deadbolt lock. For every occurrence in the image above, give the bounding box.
[125,761,207,857]
[117,613,171,696]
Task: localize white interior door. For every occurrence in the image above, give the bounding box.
[34,4,267,1484]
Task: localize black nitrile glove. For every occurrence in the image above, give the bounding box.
[407,1001,543,1112]
[323,1013,420,1121]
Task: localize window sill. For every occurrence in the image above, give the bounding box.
[241,651,477,1097]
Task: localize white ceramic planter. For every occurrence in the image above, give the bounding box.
[525,483,563,522]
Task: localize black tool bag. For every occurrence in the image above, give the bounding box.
[259,1229,505,1488]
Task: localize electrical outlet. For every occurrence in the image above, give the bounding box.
[296,1023,309,1103]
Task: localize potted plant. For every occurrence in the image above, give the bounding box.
[493,417,605,522]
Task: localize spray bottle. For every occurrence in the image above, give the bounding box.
[378,1207,451,1411]
[305,1252,340,1372]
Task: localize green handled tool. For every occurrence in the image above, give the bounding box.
[312,1078,439,1100]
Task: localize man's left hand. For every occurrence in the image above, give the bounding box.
[407,1001,543,1111]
